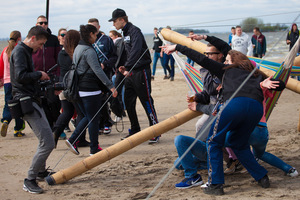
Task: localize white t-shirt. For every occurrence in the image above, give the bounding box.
[232,32,253,56]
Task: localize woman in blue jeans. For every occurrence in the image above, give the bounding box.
[163,44,280,195]
[65,24,117,155]
[0,30,25,137]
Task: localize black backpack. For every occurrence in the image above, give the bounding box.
[63,51,87,102]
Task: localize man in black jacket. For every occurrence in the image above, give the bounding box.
[10,26,55,194]
[109,8,159,143]
[33,15,61,130]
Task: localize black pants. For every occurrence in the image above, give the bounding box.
[124,67,158,134]
[53,100,86,141]
[42,96,61,129]
[99,92,114,129]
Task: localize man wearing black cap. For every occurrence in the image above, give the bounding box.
[109,8,159,143]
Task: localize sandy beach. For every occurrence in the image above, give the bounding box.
[0,71,299,200]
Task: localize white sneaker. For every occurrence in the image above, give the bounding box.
[287,167,298,177]
[114,116,122,123]
[200,182,209,188]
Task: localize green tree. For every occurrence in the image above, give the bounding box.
[240,17,264,32]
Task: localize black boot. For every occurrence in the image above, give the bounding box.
[258,175,270,188]
[203,184,224,195]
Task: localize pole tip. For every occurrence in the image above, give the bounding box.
[45,175,56,185]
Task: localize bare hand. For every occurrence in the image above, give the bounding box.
[110,88,118,98]
[119,66,126,74]
[123,71,129,76]
[39,71,50,80]
[186,94,194,103]
[101,63,105,69]
[212,110,217,116]
[187,102,196,111]
[187,34,206,41]
[261,77,279,89]
[160,45,176,55]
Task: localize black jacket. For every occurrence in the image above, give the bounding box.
[152,35,163,53]
[57,49,72,82]
[122,22,151,71]
[176,44,264,103]
[114,38,127,69]
[10,42,42,101]
[195,36,231,105]
[287,29,300,51]
[94,33,117,78]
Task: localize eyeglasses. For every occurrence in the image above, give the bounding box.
[204,52,220,56]
[38,21,48,25]
[60,33,66,37]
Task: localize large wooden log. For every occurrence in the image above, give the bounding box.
[46,109,201,185]
[294,55,300,66]
[160,28,300,94]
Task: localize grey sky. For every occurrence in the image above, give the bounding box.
[0,0,299,38]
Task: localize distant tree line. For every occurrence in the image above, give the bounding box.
[173,28,209,34]
[240,17,288,32]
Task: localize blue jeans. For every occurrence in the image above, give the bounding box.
[207,97,267,184]
[187,57,194,66]
[174,135,207,178]
[248,125,292,173]
[112,74,126,110]
[152,52,163,76]
[1,83,24,131]
[69,94,102,152]
[163,53,174,77]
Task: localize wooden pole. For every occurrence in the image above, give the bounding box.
[160,28,300,94]
[46,109,201,185]
[293,55,300,66]
[298,106,300,132]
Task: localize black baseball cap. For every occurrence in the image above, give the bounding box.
[108,8,127,22]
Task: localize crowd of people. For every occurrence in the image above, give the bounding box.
[0,8,161,194]
[0,9,299,196]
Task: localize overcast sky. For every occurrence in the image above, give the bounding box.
[0,0,300,38]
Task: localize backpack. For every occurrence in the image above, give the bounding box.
[63,51,87,102]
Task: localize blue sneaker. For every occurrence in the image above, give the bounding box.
[59,132,67,140]
[175,174,203,189]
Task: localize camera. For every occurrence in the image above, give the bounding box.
[39,64,65,101]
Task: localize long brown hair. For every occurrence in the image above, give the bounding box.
[6,30,21,61]
[64,30,80,59]
[224,50,267,78]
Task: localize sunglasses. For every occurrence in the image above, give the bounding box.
[38,21,48,25]
[60,33,66,37]
[204,52,220,56]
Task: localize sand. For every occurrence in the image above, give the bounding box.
[0,73,299,200]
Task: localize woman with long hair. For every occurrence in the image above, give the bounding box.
[162,44,279,195]
[0,30,25,137]
[65,24,117,155]
[54,29,90,147]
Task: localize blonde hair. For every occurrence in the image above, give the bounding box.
[6,30,21,61]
